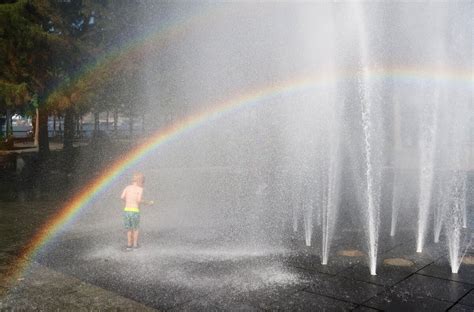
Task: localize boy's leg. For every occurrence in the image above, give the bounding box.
[127,230,133,247]
[132,212,140,247]
[133,230,139,247]
[124,212,133,248]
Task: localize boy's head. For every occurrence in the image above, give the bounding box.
[132,172,145,186]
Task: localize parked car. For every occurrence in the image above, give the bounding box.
[1,117,33,139]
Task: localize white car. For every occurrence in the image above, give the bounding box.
[2,118,33,138]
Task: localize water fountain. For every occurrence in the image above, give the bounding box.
[2,4,473,312]
[41,2,473,280]
[136,2,472,276]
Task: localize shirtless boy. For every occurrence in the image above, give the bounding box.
[121,173,153,250]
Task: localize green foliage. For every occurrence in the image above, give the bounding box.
[0,0,58,109]
[0,0,151,120]
[0,81,30,107]
[43,0,150,118]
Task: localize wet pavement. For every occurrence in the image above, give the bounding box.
[0,197,472,311]
[0,165,473,311]
[1,263,157,311]
[0,199,157,311]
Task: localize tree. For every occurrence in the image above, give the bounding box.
[43,0,148,146]
[0,0,72,154]
[1,0,152,152]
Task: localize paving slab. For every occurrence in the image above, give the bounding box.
[363,287,453,312]
[198,277,308,311]
[337,263,413,286]
[283,252,361,275]
[168,296,261,312]
[448,303,474,312]
[459,289,474,307]
[393,273,473,303]
[304,274,385,304]
[0,263,157,311]
[418,256,474,285]
[379,241,446,269]
[351,305,382,311]
[268,289,357,311]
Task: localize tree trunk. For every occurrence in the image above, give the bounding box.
[129,114,134,138]
[5,109,11,136]
[34,108,39,146]
[58,115,62,138]
[5,109,13,148]
[53,114,56,137]
[113,109,118,136]
[76,113,80,137]
[63,107,75,150]
[38,107,49,156]
[94,111,99,132]
[79,116,83,138]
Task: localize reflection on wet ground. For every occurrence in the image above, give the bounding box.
[1,198,472,311]
[0,146,473,310]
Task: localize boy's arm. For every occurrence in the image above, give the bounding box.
[140,192,155,206]
[139,189,154,205]
[120,187,127,201]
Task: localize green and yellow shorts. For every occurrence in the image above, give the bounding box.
[123,211,140,230]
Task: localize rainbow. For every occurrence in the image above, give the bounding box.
[2,75,322,286]
[2,2,473,287]
[1,67,472,288]
[45,4,229,106]
[0,69,473,290]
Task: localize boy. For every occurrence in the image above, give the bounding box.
[121,172,153,250]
